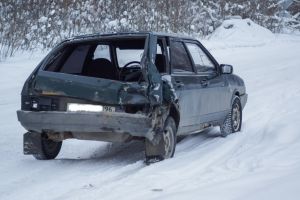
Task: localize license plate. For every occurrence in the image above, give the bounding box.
[67,103,115,113]
[103,106,115,112]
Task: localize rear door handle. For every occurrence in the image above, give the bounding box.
[175,81,184,88]
[201,79,208,87]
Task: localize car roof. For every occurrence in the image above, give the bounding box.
[68,31,196,42]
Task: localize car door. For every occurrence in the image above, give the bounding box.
[169,38,203,131]
[141,34,163,106]
[185,41,231,123]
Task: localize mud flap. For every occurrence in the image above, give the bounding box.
[144,129,166,164]
[23,132,43,155]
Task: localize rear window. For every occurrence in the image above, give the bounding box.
[43,38,147,80]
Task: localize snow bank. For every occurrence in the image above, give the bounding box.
[207,18,275,49]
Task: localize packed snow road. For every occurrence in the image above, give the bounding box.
[1,34,300,200]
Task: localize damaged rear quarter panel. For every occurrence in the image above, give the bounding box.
[31,33,164,107]
[24,33,174,143]
[33,70,149,105]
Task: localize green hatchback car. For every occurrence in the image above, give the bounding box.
[17,32,247,163]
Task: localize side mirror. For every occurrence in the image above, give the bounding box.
[220,64,233,74]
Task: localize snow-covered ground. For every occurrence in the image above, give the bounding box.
[1,24,300,199]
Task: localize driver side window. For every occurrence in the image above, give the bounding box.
[185,43,215,73]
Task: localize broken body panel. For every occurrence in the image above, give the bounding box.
[18,33,171,148]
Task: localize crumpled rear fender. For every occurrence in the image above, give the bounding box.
[17,110,155,140]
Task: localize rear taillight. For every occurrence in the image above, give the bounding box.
[21,95,59,111]
[21,95,31,110]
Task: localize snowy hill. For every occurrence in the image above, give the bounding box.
[1,21,300,199]
[209,18,275,47]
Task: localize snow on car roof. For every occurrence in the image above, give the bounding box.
[69,31,195,41]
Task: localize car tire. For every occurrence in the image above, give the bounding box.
[145,117,177,164]
[33,136,62,160]
[220,96,242,137]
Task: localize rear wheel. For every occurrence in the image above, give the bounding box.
[33,135,62,160]
[145,117,177,164]
[220,96,242,137]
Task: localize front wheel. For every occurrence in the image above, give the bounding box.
[220,96,242,137]
[33,135,62,160]
[145,117,177,164]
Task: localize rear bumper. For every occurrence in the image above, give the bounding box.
[17,110,154,140]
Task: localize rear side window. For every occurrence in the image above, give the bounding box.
[60,45,90,74]
[170,41,193,73]
[185,43,215,73]
[45,45,90,73]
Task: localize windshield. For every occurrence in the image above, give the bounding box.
[116,48,144,68]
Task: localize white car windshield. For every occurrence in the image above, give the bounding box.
[116,48,144,67]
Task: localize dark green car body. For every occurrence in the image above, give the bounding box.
[17,32,247,158]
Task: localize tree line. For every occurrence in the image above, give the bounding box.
[0,0,299,60]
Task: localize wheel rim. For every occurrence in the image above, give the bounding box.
[232,103,241,132]
[163,127,174,159]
